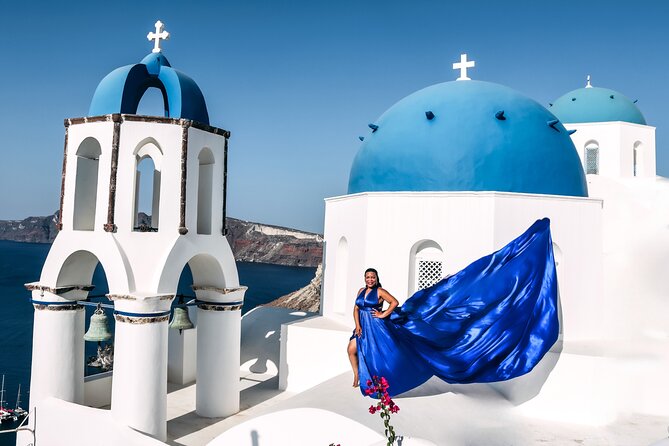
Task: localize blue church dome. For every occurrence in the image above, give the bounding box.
[348,80,588,197]
[89,52,210,124]
[550,86,645,125]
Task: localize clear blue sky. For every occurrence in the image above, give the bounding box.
[1,0,668,233]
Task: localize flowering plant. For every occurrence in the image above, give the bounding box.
[365,376,400,446]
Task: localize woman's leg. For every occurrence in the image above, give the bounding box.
[347,337,359,387]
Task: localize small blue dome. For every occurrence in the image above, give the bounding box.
[89,52,209,124]
[550,86,645,125]
[348,80,588,197]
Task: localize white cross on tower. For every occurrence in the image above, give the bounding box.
[147,20,170,53]
[453,53,475,81]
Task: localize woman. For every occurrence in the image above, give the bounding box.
[349,218,560,397]
[347,268,399,388]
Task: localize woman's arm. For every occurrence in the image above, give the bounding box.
[353,288,363,336]
[373,288,399,318]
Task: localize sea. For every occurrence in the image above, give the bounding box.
[0,239,316,445]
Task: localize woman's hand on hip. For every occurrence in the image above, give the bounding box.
[372,309,387,319]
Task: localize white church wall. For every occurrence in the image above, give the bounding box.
[587,175,669,341]
[565,121,656,178]
[38,231,133,293]
[322,194,370,322]
[64,122,115,232]
[115,122,182,234]
[186,127,226,235]
[492,194,603,341]
[323,191,601,342]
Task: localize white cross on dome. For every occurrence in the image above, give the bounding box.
[453,53,475,81]
[147,20,170,53]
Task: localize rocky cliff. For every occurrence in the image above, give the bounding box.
[225,217,323,267]
[0,213,323,267]
[265,263,322,312]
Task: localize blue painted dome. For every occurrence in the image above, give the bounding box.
[550,86,645,125]
[348,80,588,197]
[89,52,209,124]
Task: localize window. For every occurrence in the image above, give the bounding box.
[409,240,444,295]
[133,141,163,231]
[417,259,443,290]
[585,142,599,175]
[633,141,642,177]
[73,138,102,231]
[197,148,215,235]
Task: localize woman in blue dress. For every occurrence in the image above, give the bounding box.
[348,219,560,397]
[347,268,399,388]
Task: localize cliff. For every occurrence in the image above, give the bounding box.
[265,263,322,312]
[0,213,323,267]
[225,217,323,267]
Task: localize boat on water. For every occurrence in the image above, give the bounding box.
[0,375,17,424]
[13,384,27,420]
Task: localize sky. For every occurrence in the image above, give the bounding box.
[1,0,668,233]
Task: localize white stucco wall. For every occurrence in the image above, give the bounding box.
[565,121,656,178]
[322,191,603,342]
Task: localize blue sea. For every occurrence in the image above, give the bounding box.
[0,240,315,444]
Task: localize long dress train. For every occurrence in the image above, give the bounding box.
[355,218,559,397]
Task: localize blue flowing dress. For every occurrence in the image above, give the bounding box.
[354,218,559,397]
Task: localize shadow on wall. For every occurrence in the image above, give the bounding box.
[240,307,313,378]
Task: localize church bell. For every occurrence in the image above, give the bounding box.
[84,303,113,342]
[169,306,194,332]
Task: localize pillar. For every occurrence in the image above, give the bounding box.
[195,287,246,417]
[110,296,171,441]
[28,292,85,409]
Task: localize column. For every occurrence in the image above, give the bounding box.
[110,296,171,441]
[195,286,246,418]
[28,292,85,409]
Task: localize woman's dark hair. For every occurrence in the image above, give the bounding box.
[364,268,382,288]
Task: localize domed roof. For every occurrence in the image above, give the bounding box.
[550,86,645,125]
[89,52,209,124]
[348,80,588,197]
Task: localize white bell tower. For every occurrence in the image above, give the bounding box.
[23,22,245,442]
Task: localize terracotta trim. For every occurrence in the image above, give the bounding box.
[25,282,95,294]
[67,114,230,138]
[178,120,191,235]
[191,285,247,294]
[57,125,69,230]
[197,303,243,312]
[104,114,122,232]
[66,116,111,125]
[114,314,169,324]
[222,137,229,235]
[33,303,83,311]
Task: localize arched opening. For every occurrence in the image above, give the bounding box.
[56,250,114,406]
[167,254,225,386]
[333,236,349,314]
[408,240,444,296]
[136,86,168,117]
[633,141,643,177]
[73,138,102,231]
[197,148,215,235]
[584,141,599,175]
[133,141,163,231]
